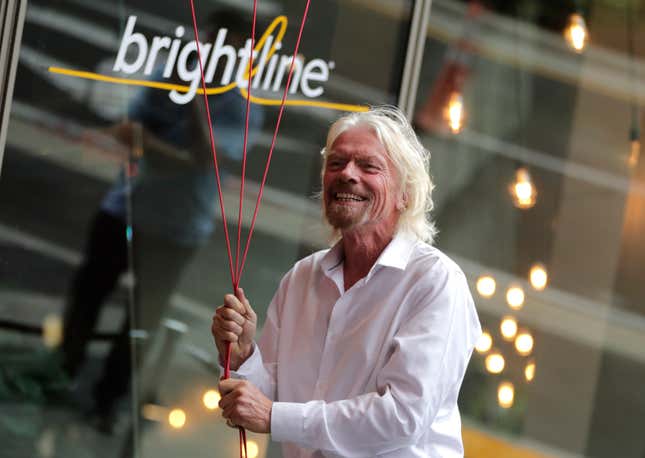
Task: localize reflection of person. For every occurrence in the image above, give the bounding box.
[212,107,482,457]
[60,9,263,431]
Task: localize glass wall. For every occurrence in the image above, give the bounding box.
[1,0,644,457]
[414,1,645,457]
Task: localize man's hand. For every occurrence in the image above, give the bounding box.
[219,379,272,433]
[212,288,257,370]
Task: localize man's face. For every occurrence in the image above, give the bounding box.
[323,126,403,234]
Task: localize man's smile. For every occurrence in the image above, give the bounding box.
[334,192,367,203]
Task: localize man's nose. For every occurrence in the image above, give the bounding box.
[339,161,359,182]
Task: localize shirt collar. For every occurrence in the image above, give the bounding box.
[320,231,418,276]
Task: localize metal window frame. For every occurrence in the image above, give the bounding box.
[0,0,27,174]
[398,0,432,121]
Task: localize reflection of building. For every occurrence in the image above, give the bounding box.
[1,0,645,457]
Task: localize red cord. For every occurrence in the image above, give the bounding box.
[234,0,258,288]
[187,0,235,285]
[187,1,311,456]
[237,0,312,284]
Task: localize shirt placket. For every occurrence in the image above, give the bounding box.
[313,278,367,399]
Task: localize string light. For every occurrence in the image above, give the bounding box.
[525,360,536,382]
[500,316,518,341]
[529,263,548,291]
[485,350,505,374]
[444,91,465,134]
[515,330,534,356]
[203,390,221,410]
[475,331,493,353]
[564,13,588,53]
[476,275,496,298]
[168,408,186,429]
[506,285,525,310]
[509,167,537,209]
[498,381,514,408]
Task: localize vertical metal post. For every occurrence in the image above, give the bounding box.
[0,0,27,174]
[398,0,433,121]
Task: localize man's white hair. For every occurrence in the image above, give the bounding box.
[321,105,437,244]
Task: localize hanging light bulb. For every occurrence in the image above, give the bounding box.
[515,329,534,356]
[168,408,186,429]
[476,275,496,298]
[509,167,537,209]
[564,13,588,53]
[506,285,525,310]
[475,330,493,353]
[529,263,548,291]
[500,316,518,341]
[202,390,221,410]
[444,91,465,134]
[498,381,515,408]
[485,350,505,374]
[525,360,536,382]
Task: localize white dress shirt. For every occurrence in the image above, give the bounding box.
[232,233,481,457]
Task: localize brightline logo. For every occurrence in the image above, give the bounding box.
[113,15,334,105]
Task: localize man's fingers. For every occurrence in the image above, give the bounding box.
[218,319,243,335]
[223,294,246,315]
[236,288,256,320]
[217,307,246,326]
[215,330,238,343]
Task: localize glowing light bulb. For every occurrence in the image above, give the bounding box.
[564,13,588,52]
[246,440,260,458]
[500,316,518,341]
[506,285,525,310]
[203,390,221,410]
[515,330,534,356]
[498,381,514,408]
[529,263,548,291]
[168,408,186,429]
[525,360,536,382]
[444,91,465,134]
[485,351,505,374]
[509,167,537,209]
[476,275,496,298]
[42,314,63,348]
[475,331,493,353]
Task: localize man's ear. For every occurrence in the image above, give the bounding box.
[396,191,408,212]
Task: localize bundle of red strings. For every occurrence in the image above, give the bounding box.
[187,0,311,456]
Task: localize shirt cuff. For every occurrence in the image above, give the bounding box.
[216,342,261,379]
[271,401,306,444]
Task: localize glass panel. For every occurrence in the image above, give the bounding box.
[414,1,645,456]
[0,1,414,457]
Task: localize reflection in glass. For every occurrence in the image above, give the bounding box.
[485,350,505,374]
[497,381,514,408]
[500,316,518,341]
[476,275,496,298]
[475,330,493,354]
[515,330,534,356]
[505,285,525,310]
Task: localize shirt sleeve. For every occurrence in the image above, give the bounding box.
[270,266,481,456]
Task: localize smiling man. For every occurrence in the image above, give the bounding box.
[212,106,481,457]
